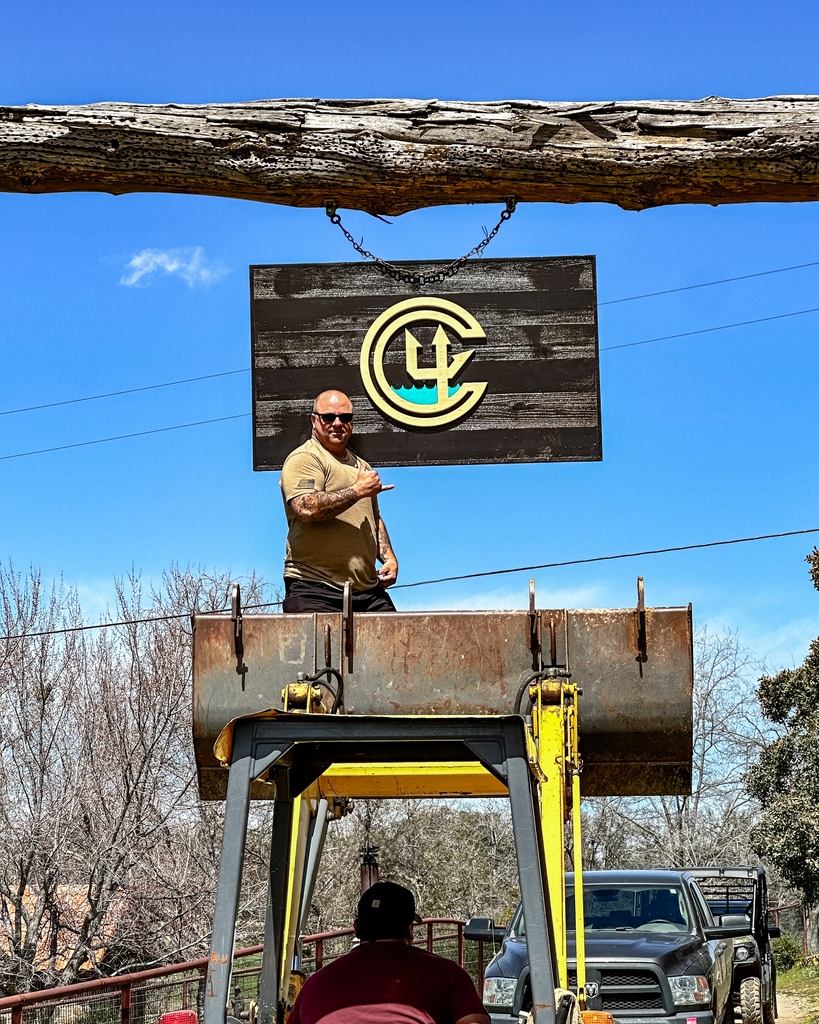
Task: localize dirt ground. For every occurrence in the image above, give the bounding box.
[776,991,818,1024]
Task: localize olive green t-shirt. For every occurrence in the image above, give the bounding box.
[280,437,380,591]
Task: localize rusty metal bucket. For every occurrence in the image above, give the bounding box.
[192,601,693,800]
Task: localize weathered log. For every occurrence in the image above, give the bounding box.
[2,96,819,215]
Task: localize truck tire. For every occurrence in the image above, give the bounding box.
[740,977,763,1024]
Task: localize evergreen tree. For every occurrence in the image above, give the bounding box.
[748,548,819,901]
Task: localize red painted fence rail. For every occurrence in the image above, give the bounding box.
[0,919,489,1024]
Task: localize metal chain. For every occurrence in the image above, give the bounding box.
[324,197,517,288]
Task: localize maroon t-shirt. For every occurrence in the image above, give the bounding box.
[287,941,487,1024]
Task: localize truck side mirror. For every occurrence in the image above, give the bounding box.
[464,917,506,942]
[720,914,751,929]
[705,918,752,939]
[768,925,781,939]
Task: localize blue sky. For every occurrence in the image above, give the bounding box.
[1,0,818,669]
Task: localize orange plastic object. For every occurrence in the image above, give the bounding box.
[581,1011,615,1024]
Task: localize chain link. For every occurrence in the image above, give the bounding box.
[324,197,517,288]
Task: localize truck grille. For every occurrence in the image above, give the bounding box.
[602,971,660,987]
[605,995,665,1010]
[568,968,666,1012]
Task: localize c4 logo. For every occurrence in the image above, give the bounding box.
[359,297,488,428]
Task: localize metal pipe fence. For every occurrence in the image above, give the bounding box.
[771,902,813,956]
[0,920,490,1024]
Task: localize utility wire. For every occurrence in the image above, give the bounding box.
[601,305,819,352]
[0,369,249,418]
[0,414,250,462]
[0,599,283,642]
[2,257,818,420]
[392,526,819,590]
[2,526,817,641]
[599,259,819,306]
[4,301,819,462]
[6,295,816,461]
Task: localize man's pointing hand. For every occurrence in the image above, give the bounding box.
[353,464,394,498]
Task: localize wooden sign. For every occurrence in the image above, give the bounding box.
[250,256,601,469]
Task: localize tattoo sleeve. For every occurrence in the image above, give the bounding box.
[290,487,359,523]
[377,517,396,563]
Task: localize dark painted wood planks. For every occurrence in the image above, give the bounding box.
[250,256,601,469]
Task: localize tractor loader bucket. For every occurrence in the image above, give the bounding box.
[192,603,693,800]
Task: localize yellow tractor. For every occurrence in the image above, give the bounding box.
[192,580,693,1024]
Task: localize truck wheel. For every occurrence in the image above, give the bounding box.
[740,977,763,1024]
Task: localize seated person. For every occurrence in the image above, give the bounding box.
[288,881,490,1024]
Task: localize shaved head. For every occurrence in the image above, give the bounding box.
[311,390,354,456]
[313,390,353,415]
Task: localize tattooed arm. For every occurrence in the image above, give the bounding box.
[289,462,394,524]
[290,486,360,523]
[376,516,399,587]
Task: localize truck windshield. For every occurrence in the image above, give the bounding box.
[568,885,692,933]
[512,885,692,937]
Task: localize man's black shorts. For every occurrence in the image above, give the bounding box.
[282,578,396,613]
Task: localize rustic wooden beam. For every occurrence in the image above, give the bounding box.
[3,96,819,215]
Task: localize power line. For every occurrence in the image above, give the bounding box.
[2,526,816,641]
[4,301,819,463]
[601,305,819,352]
[0,414,250,462]
[2,257,818,420]
[393,526,819,589]
[599,259,819,306]
[0,369,249,418]
[0,599,282,642]
[0,297,814,463]
[6,296,814,460]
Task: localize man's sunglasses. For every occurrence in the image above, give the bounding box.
[315,412,353,424]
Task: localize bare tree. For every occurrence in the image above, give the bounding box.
[581,627,771,870]
[0,562,277,992]
[309,799,519,933]
[0,570,780,993]
[308,628,773,938]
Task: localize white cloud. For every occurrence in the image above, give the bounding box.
[707,609,818,672]
[75,579,118,621]
[120,246,227,288]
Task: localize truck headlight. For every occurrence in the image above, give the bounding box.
[668,975,710,1007]
[483,977,518,1010]
[734,945,753,962]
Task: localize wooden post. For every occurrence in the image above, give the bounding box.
[4,97,819,213]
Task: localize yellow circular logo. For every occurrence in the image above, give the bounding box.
[359,297,489,428]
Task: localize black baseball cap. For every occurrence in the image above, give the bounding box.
[356,882,422,935]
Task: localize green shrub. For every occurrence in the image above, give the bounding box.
[773,932,804,972]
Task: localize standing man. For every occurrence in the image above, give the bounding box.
[287,881,490,1024]
[280,390,399,612]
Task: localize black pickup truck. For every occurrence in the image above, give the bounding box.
[685,867,779,1024]
[466,870,750,1024]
